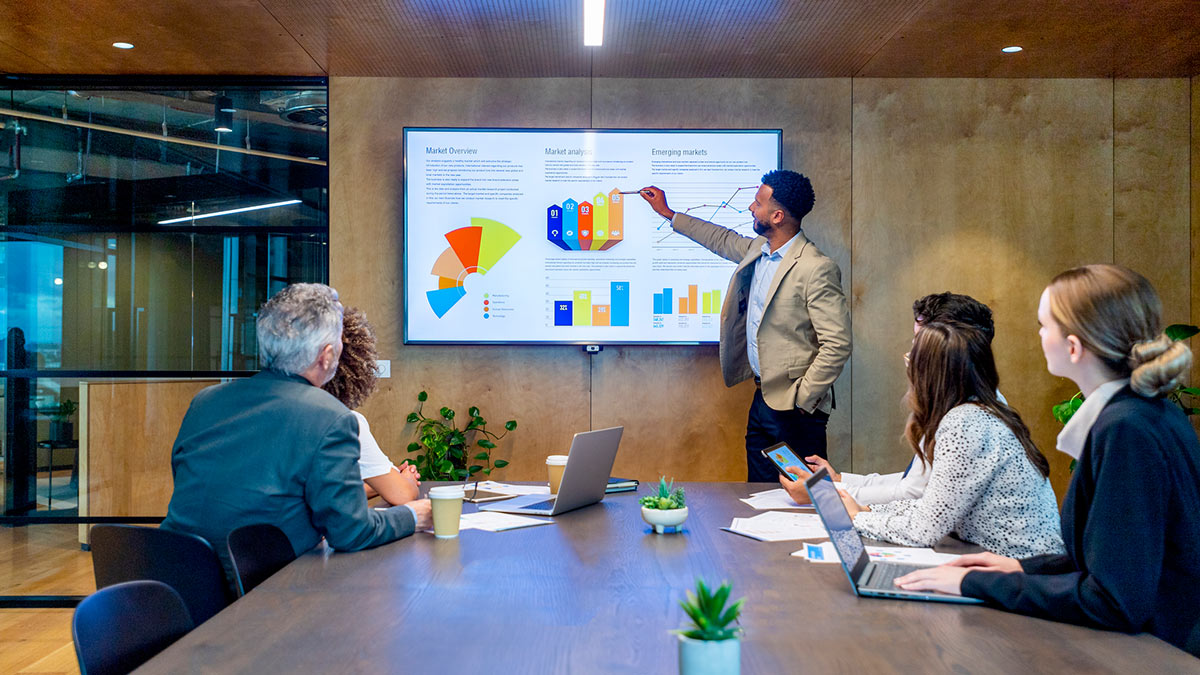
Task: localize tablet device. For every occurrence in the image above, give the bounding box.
[760,442,824,481]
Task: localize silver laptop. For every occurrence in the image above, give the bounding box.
[479,426,623,516]
[804,468,983,604]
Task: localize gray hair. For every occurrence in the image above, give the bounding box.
[256,283,344,375]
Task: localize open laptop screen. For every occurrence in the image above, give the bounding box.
[806,468,869,582]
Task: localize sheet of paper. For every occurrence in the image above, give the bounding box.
[724,511,829,542]
[459,511,553,532]
[864,546,961,566]
[790,541,841,563]
[739,489,814,510]
[470,480,551,496]
[791,543,961,567]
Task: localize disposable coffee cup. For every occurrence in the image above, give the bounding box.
[546,455,569,495]
[428,485,465,539]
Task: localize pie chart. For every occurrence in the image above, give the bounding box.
[426,218,522,318]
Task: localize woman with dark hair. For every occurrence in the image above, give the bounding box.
[842,321,1064,559]
[896,265,1200,656]
[324,307,420,506]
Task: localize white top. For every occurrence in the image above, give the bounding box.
[852,403,1064,559]
[840,460,929,505]
[352,410,396,480]
[746,231,801,378]
[1056,378,1128,460]
[841,390,1007,505]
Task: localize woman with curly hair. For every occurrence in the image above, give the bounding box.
[324,307,421,505]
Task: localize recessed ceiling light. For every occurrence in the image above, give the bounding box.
[112,42,135,50]
[98,261,109,270]
[54,278,64,286]
[1001,46,1023,53]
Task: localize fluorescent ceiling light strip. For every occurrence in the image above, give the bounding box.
[583,0,605,46]
[158,199,301,225]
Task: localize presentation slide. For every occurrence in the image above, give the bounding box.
[404,128,781,344]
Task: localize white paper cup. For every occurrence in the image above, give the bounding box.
[546,455,569,494]
[428,485,465,538]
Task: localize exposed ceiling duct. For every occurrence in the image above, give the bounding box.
[260,91,327,129]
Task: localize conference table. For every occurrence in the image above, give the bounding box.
[139,483,1196,673]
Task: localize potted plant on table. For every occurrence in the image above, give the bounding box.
[51,398,77,443]
[676,578,744,675]
[405,391,516,481]
[640,477,688,533]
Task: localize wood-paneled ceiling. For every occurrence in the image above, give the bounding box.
[1,0,1197,78]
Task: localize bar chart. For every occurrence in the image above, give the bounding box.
[547,189,625,251]
[653,285,722,315]
[552,281,630,327]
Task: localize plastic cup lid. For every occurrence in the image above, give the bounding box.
[545,455,569,465]
[428,486,465,499]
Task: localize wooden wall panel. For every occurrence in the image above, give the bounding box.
[330,78,594,482]
[81,380,215,518]
[1114,79,1191,325]
[850,79,1115,498]
[1193,76,1200,395]
[588,78,854,481]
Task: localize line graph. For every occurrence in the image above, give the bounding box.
[651,184,758,249]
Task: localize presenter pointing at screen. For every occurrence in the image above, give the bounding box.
[639,172,851,482]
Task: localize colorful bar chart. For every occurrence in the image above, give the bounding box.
[553,282,630,327]
[547,189,624,251]
[653,285,720,315]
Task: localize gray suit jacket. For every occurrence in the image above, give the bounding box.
[162,369,416,581]
[671,212,852,413]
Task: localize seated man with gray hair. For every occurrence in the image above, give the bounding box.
[162,283,431,584]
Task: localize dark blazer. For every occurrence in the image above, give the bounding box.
[962,386,1200,656]
[670,212,852,414]
[162,369,416,581]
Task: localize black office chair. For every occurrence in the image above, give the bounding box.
[72,579,194,675]
[89,524,231,625]
[226,522,297,596]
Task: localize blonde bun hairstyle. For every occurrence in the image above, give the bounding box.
[1047,264,1192,398]
[1130,335,1193,397]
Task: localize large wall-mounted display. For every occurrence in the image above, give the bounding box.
[404,128,781,344]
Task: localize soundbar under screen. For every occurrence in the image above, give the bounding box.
[403,128,782,345]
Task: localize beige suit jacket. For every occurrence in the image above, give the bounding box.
[671,213,851,414]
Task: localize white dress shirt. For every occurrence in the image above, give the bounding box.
[746,231,801,378]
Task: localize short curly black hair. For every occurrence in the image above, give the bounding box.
[322,306,379,410]
[912,292,995,343]
[760,170,815,222]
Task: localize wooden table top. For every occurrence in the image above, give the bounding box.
[138,483,1197,673]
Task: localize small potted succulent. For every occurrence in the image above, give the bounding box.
[676,578,744,675]
[640,477,687,533]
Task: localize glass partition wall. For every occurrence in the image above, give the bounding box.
[0,78,329,604]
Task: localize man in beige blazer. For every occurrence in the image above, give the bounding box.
[640,171,851,481]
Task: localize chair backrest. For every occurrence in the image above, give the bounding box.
[90,524,230,625]
[226,522,297,596]
[73,580,194,675]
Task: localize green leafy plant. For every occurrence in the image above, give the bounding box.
[1052,323,1200,426]
[53,399,77,422]
[639,477,685,510]
[677,578,744,642]
[405,391,516,481]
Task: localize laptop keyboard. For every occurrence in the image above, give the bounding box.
[861,563,926,590]
[517,499,556,511]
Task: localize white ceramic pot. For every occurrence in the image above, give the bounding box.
[678,634,740,675]
[642,506,688,533]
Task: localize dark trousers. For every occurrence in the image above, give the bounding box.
[745,388,829,483]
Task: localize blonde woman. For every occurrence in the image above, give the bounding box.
[897,265,1200,657]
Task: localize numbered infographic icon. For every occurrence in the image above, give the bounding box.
[427,218,522,318]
